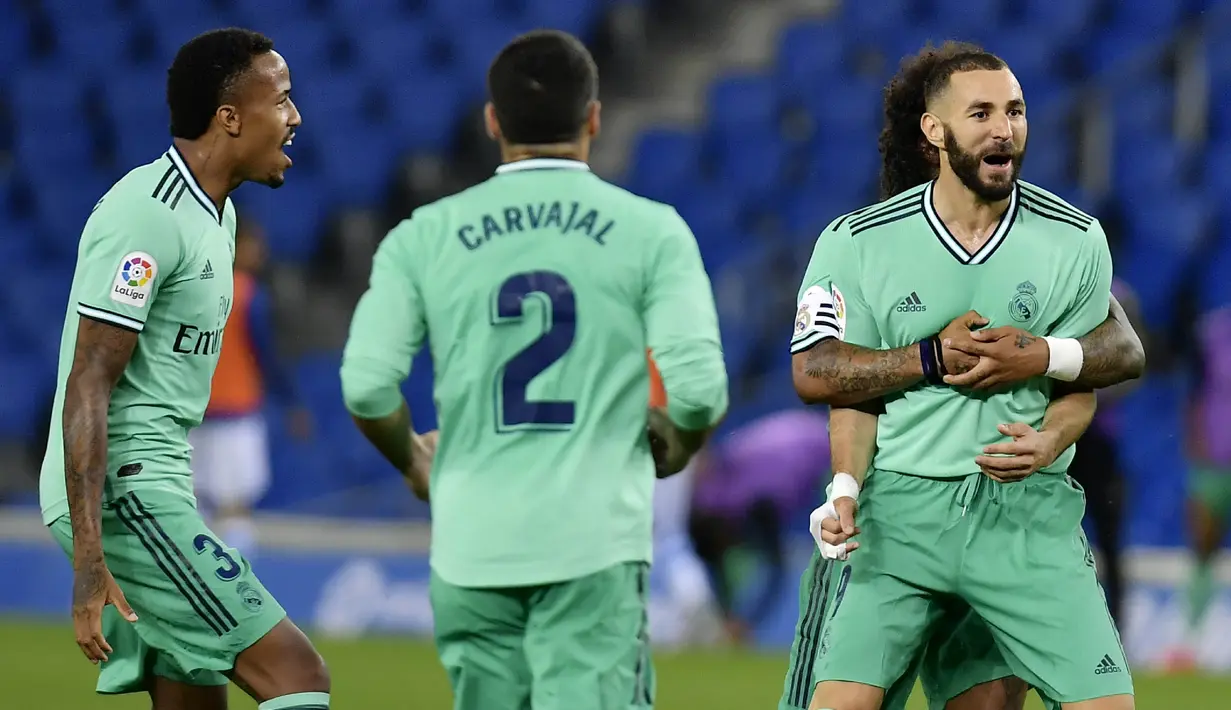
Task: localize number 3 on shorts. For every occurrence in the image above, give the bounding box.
[193,534,242,581]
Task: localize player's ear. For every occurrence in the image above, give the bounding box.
[920,112,944,150]
[483,102,501,141]
[216,104,241,138]
[586,100,601,139]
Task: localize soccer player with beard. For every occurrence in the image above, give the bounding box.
[780,42,1145,710]
[39,29,333,710]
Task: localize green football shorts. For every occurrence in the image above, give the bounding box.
[48,489,286,694]
[430,561,653,710]
[1190,463,1231,520]
[803,469,1131,706]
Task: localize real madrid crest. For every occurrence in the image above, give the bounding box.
[1008,280,1038,323]
[795,303,810,335]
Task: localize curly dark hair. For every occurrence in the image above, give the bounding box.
[167,28,275,140]
[877,41,1007,199]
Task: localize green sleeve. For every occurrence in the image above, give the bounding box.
[74,199,183,333]
[790,217,880,352]
[1049,220,1113,338]
[340,221,428,419]
[642,207,729,431]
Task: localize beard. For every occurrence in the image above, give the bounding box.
[942,125,1024,201]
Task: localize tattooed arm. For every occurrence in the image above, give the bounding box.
[792,310,986,406]
[792,338,924,406]
[942,293,1145,391]
[64,317,140,661]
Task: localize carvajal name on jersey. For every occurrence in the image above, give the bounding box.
[457,201,615,251]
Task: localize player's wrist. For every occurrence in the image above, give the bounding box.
[918,335,947,385]
[1043,337,1083,381]
[828,471,861,501]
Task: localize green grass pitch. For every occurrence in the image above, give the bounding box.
[2,618,1228,708]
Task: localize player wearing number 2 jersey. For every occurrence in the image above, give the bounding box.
[340,31,728,710]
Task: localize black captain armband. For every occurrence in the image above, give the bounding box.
[918,334,947,385]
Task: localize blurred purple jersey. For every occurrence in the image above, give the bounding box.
[691,408,831,517]
[1197,306,1231,464]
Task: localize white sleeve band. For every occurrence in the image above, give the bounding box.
[1043,336,1083,382]
[829,471,860,501]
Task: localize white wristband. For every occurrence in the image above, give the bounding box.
[829,471,861,502]
[1043,336,1083,382]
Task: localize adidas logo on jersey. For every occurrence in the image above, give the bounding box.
[1094,654,1122,675]
[896,291,926,313]
[200,260,214,280]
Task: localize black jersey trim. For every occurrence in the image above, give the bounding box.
[922,181,1020,265]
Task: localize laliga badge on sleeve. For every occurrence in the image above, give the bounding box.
[831,283,847,340]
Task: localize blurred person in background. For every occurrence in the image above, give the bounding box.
[1170,301,1231,669]
[191,217,311,556]
[687,407,830,645]
[1067,278,1146,629]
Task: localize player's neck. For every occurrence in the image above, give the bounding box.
[172,137,238,213]
[932,169,1011,246]
[500,142,589,165]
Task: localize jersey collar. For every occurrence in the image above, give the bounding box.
[922,180,1019,266]
[495,158,591,174]
[166,145,222,224]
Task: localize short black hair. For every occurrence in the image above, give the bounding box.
[167,28,275,140]
[487,30,598,145]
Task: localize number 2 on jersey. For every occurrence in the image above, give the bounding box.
[492,271,576,432]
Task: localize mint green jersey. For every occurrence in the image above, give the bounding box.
[340,158,729,588]
[791,180,1112,479]
[40,148,238,524]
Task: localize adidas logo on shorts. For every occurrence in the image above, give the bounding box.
[896,291,926,313]
[1094,654,1122,675]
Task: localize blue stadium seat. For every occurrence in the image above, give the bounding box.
[1020,0,1100,41]
[625,128,703,203]
[804,138,878,205]
[0,6,31,70]
[266,21,338,72]
[993,28,1067,84]
[1082,27,1162,75]
[712,130,790,200]
[705,73,781,138]
[841,0,918,34]
[234,175,327,263]
[1108,0,1187,32]
[12,122,94,175]
[927,0,1004,35]
[774,20,847,97]
[803,78,880,141]
[1110,82,1174,138]
[431,0,517,28]
[1120,192,1208,327]
[0,354,53,439]
[1113,136,1188,197]
[520,0,601,35]
[313,127,400,208]
[1198,237,1231,312]
[235,0,329,35]
[450,21,535,102]
[54,19,133,69]
[291,72,374,139]
[350,19,436,76]
[99,69,170,130]
[382,73,466,154]
[1203,140,1231,199]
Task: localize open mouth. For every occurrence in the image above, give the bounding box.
[282,133,295,147]
[982,153,1012,167]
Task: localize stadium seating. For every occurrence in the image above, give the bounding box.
[0,0,1228,544]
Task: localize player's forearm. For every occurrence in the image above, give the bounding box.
[793,338,924,406]
[1039,389,1097,461]
[828,406,878,487]
[350,401,414,474]
[651,341,730,432]
[1069,296,1145,390]
[62,376,112,563]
